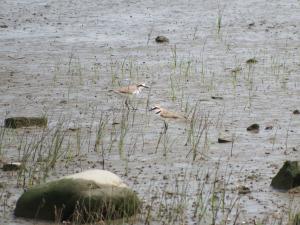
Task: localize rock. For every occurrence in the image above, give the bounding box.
[14,170,140,222]
[248,22,255,28]
[155,36,169,43]
[211,96,223,100]
[4,117,47,128]
[2,162,21,171]
[0,25,8,28]
[218,138,232,143]
[247,124,259,133]
[246,58,258,64]
[237,185,251,194]
[293,213,300,225]
[265,125,273,130]
[271,161,300,190]
[293,109,300,115]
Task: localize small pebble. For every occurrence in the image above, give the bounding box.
[155,36,169,43]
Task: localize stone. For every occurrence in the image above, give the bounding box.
[14,170,140,222]
[155,36,169,43]
[247,124,259,133]
[246,58,258,64]
[4,117,47,129]
[211,96,223,100]
[2,162,21,171]
[218,138,232,143]
[293,109,300,115]
[271,161,300,190]
[237,185,251,194]
[265,125,273,130]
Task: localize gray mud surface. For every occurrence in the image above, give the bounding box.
[0,0,300,224]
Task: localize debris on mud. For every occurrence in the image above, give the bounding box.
[271,161,300,190]
[14,170,140,222]
[155,36,169,43]
[246,58,258,64]
[0,25,8,28]
[2,162,21,171]
[4,117,47,129]
[247,124,260,133]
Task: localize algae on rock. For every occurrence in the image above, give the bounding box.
[15,178,140,222]
[271,161,300,190]
[4,117,47,129]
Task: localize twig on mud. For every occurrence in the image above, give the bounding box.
[8,56,25,60]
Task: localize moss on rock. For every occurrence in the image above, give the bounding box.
[271,161,300,190]
[4,117,47,128]
[15,178,140,222]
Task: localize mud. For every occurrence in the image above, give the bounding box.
[0,0,300,224]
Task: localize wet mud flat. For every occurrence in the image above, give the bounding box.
[0,0,300,224]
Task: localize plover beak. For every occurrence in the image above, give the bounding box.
[143,85,149,88]
[155,110,161,114]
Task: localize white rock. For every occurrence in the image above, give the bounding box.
[63,169,128,188]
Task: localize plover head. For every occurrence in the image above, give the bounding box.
[133,83,149,94]
[137,83,149,89]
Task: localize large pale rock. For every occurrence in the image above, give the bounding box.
[271,161,300,190]
[14,170,140,222]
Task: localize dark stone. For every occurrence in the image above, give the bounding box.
[265,125,273,130]
[4,117,47,128]
[293,109,300,115]
[2,162,21,171]
[218,138,232,143]
[246,58,258,64]
[155,36,169,43]
[247,124,259,133]
[0,25,8,28]
[211,96,223,100]
[237,185,251,194]
[14,179,140,222]
[271,161,300,190]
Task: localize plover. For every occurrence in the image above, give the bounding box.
[111,83,149,96]
[150,105,187,120]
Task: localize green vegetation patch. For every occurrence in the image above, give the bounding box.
[293,213,300,225]
[14,178,140,222]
